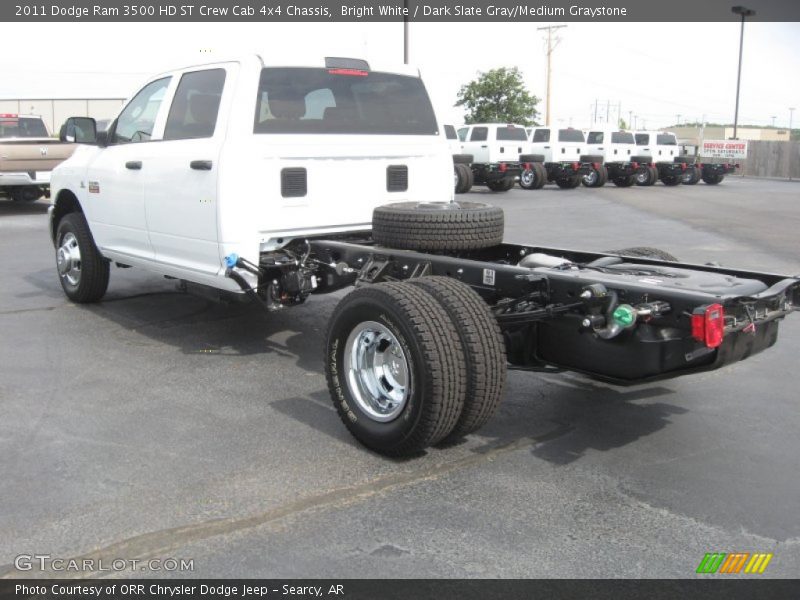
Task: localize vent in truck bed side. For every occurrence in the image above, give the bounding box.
[281,168,307,198]
[386,165,408,192]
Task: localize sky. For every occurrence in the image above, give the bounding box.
[1,21,798,129]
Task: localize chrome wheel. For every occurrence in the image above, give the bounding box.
[583,169,598,185]
[520,169,535,187]
[635,170,649,184]
[56,232,82,286]
[344,321,410,422]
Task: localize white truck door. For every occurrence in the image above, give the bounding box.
[143,67,231,276]
[530,128,553,162]
[85,77,171,259]
[467,126,490,163]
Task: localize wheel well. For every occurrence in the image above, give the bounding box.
[50,190,83,242]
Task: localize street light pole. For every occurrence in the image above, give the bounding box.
[790,107,795,134]
[403,1,409,64]
[731,5,755,140]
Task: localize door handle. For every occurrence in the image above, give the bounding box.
[190,160,213,170]
[544,145,550,149]
[480,145,488,148]
[125,161,142,170]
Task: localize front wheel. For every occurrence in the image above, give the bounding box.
[10,186,43,202]
[55,212,110,303]
[325,282,467,456]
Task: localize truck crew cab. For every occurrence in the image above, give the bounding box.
[633,130,685,186]
[582,129,645,187]
[525,127,598,189]
[456,123,532,191]
[50,56,800,458]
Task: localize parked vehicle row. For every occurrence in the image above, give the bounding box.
[446,123,738,194]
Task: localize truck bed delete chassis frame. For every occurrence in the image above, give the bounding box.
[259,236,800,384]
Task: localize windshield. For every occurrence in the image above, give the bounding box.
[558,129,584,142]
[635,133,649,145]
[0,116,48,138]
[496,126,527,141]
[254,68,438,135]
[612,132,635,144]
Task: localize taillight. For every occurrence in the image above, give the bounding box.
[680,162,687,171]
[327,68,368,77]
[592,162,600,169]
[523,162,531,170]
[631,161,639,169]
[572,162,579,171]
[499,163,508,173]
[691,303,725,348]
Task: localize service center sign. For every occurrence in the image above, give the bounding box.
[701,140,748,159]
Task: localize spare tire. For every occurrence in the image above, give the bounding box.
[519,154,544,163]
[605,246,678,262]
[372,201,504,251]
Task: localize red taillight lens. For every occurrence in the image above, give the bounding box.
[523,162,531,170]
[499,163,508,173]
[327,68,368,77]
[680,162,687,171]
[631,161,639,169]
[691,303,725,348]
[592,162,600,169]
[572,162,579,171]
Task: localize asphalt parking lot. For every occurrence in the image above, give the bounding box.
[1,176,799,579]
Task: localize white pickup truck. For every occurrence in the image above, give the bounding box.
[50,56,800,458]
[456,123,536,191]
[633,130,684,186]
[526,127,599,189]
[582,129,645,187]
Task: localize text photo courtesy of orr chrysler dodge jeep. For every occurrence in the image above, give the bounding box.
[49,55,800,457]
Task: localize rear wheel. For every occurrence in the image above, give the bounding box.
[55,212,110,303]
[555,175,581,189]
[487,177,514,192]
[459,164,474,193]
[325,282,467,456]
[702,173,724,185]
[582,165,607,188]
[10,186,43,202]
[372,201,504,252]
[519,165,545,190]
[409,277,506,442]
[682,167,702,185]
[612,174,637,187]
[635,167,657,186]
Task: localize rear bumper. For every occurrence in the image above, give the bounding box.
[0,171,51,186]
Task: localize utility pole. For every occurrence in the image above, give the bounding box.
[676,114,682,125]
[606,100,610,123]
[537,24,567,126]
[403,0,409,63]
[628,110,633,129]
[594,98,598,125]
[770,116,776,127]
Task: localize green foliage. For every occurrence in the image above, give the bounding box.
[618,118,628,129]
[456,67,540,126]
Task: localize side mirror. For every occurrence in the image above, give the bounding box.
[96,130,109,148]
[59,117,97,144]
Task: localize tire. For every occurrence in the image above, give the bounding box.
[453,166,462,193]
[612,174,637,187]
[324,282,467,456]
[661,173,682,186]
[372,201,504,252]
[409,277,506,442]
[486,177,514,192]
[681,167,701,185]
[582,165,607,188]
[519,166,545,190]
[635,167,656,186]
[555,175,581,189]
[11,186,43,202]
[459,163,474,193]
[55,212,110,303]
[606,246,679,262]
[533,163,548,188]
[702,173,724,185]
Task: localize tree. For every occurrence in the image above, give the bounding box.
[456,67,540,126]
[618,118,628,129]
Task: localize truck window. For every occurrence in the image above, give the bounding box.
[444,125,457,140]
[112,77,171,144]
[164,69,226,140]
[657,134,677,145]
[0,116,48,138]
[496,126,527,141]
[253,68,438,135]
[635,133,649,145]
[469,127,488,142]
[587,131,603,144]
[532,129,550,143]
[558,129,584,142]
[457,127,468,141]
[611,132,635,144]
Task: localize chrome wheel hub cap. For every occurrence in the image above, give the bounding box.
[57,232,81,286]
[344,321,410,422]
